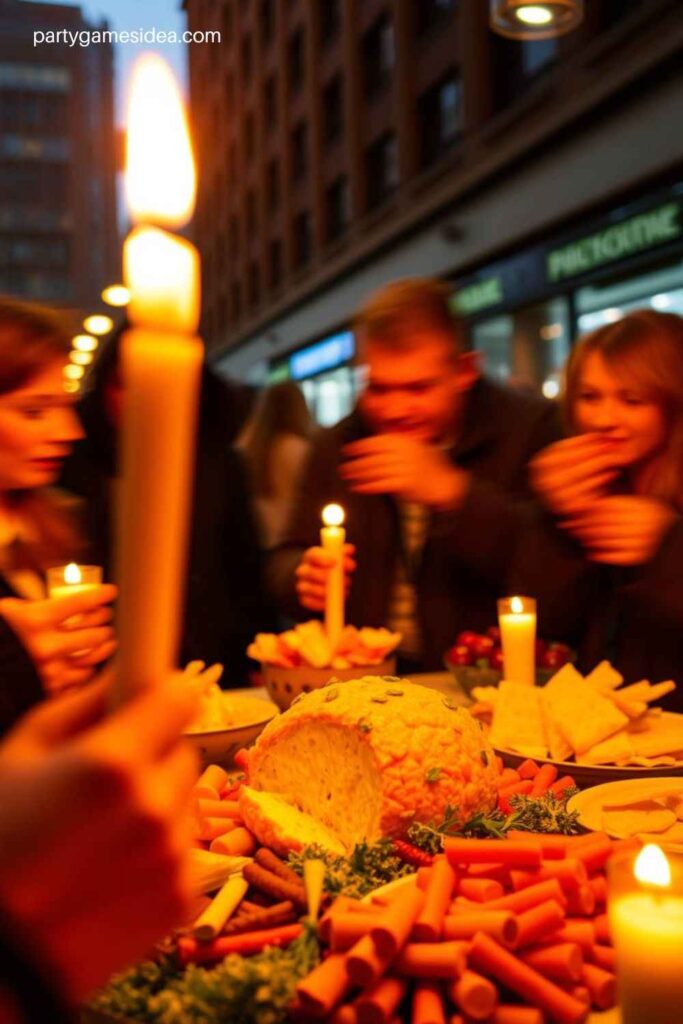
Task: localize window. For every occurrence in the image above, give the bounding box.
[259,0,276,44]
[248,260,260,308]
[263,74,278,128]
[244,111,255,161]
[415,0,455,35]
[266,158,280,212]
[269,237,283,288]
[362,14,395,97]
[290,121,308,182]
[0,63,70,92]
[326,175,350,242]
[288,28,305,93]
[418,73,462,168]
[246,189,258,237]
[293,209,312,268]
[0,236,69,267]
[365,133,399,210]
[319,0,341,45]
[322,74,343,145]
[241,34,253,83]
[0,93,68,133]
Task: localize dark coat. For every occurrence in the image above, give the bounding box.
[0,575,44,738]
[269,378,562,670]
[509,510,683,712]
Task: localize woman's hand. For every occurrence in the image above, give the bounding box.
[530,434,621,518]
[295,543,356,612]
[0,674,198,1001]
[0,585,118,695]
[564,495,678,565]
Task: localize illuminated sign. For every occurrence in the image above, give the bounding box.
[289,330,355,380]
[452,277,504,315]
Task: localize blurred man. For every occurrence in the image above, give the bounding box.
[269,278,562,670]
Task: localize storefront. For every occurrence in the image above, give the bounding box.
[267,328,362,426]
[451,180,683,396]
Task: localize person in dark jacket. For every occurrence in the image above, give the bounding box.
[512,310,683,711]
[268,278,562,671]
[61,328,270,686]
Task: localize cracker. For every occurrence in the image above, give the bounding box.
[489,681,547,760]
[540,689,572,762]
[544,666,628,755]
[577,730,633,766]
[629,714,683,758]
[603,806,676,836]
[584,660,624,692]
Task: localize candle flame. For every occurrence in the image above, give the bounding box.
[125,53,196,227]
[64,563,82,585]
[510,596,524,615]
[634,844,671,888]
[322,503,345,527]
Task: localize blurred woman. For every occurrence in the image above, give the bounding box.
[515,310,683,704]
[239,381,314,549]
[0,298,116,734]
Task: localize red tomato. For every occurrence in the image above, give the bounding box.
[540,646,570,670]
[456,630,480,651]
[448,644,474,666]
[470,635,496,659]
[487,626,501,643]
[489,648,504,672]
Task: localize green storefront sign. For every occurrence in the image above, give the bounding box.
[451,275,504,315]
[547,201,682,283]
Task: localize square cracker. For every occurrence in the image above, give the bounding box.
[629,713,683,758]
[577,729,633,766]
[584,660,624,692]
[489,681,547,760]
[540,690,573,762]
[544,665,628,755]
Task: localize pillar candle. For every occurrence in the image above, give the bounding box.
[497,596,537,686]
[320,503,345,653]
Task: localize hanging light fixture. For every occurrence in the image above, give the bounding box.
[490,0,583,40]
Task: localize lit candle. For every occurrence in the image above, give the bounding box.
[320,503,345,653]
[46,563,103,599]
[497,595,537,686]
[114,54,203,699]
[609,844,683,1023]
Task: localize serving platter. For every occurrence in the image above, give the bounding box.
[567,776,683,843]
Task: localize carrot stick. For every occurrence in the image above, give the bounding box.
[498,780,533,813]
[449,969,498,1021]
[494,755,505,773]
[510,858,587,894]
[573,834,613,874]
[587,875,607,909]
[198,818,241,842]
[465,862,510,882]
[499,768,522,786]
[593,914,611,945]
[565,885,595,918]
[581,963,616,1010]
[297,952,353,1018]
[417,866,433,891]
[355,977,407,1024]
[176,923,302,965]
[222,901,295,935]
[370,883,426,958]
[194,764,229,799]
[514,899,566,948]
[492,1008,545,1024]
[413,857,457,942]
[209,827,256,857]
[444,838,542,869]
[587,944,616,972]
[411,981,446,1024]
[517,759,540,779]
[319,897,365,943]
[254,847,304,887]
[530,763,558,797]
[560,984,590,1008]
[331,1006,358,1024]
[196,798,242,819]
[549,775,577,798]
[484,878,567,913]
[458,878,504,902]
[544,920,595,952]
[521,942,583,983]
[443,910,518,948]
[242,862,308,910]
[329,913,382,952]
[469,932,589,1024]
[507,831,568,860]
[447,1016,465,1024]
[393,941,467,980]
[346,934,394,989]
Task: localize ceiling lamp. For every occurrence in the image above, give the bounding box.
[490,0,583,40]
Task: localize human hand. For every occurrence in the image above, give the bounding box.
[340,434,468,509]
[563,495,678,565]
[0,674,198,1001]
[0,585,118,696]
[529,434,621,518]
[295,543,356,611]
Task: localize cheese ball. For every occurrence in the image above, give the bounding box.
[245,676,497,851]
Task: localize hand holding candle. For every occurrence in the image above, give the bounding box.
[47,563,103,599]
[497,596,537,686]
[320,504,346,652]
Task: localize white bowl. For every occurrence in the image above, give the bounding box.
[184,693,278,769]
[261,658,398,711]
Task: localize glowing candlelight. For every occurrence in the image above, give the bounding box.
[321,504,345,652]
[497,595,537,685]
[46,562,102,598]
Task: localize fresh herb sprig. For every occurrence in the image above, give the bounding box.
[288,839,413,900]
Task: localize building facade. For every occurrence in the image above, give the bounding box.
[184,0,683,420]
[0,0,118,312]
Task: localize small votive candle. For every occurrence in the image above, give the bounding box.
[609,844,683,1024]
[497,595,537,686]
[47,563,103,599]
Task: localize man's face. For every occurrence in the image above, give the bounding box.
[359,330,475,444]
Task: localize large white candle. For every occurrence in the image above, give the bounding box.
[609,844,683,1024]
[497,595,537,686]
[320,503,345,653]
[114,54,203,698]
